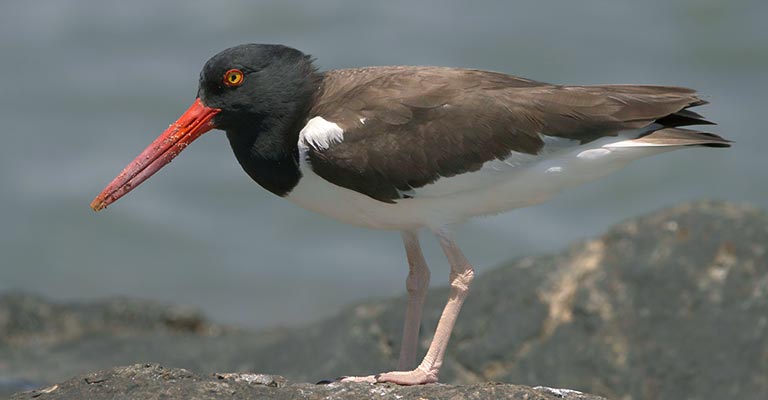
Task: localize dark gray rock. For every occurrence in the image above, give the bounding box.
[2,201,767,399]
[0,293,213,347]
[10,363,606,400]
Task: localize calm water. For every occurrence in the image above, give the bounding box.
[1,0,766,328]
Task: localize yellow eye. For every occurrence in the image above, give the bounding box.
[223,69,244,87]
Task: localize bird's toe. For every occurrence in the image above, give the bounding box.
[375,369,438,385]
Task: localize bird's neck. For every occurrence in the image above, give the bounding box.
[225,91,318,197]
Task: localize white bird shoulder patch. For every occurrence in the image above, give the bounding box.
[299,116,344,151]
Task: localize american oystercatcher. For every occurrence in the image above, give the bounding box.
[91,44,730,385]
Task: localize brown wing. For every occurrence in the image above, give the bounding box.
[306,66,716,203]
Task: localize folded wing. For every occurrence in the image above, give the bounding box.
[305,67,728,202]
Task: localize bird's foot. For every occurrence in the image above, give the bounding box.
[376,368,439,385]
[337,367,438,385]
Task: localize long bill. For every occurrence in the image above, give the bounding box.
[90,98,221,211]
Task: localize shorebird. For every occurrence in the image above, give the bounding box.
[91,44,729,385]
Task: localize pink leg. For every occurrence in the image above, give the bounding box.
[397,231,431,371]
[342,228,474,385]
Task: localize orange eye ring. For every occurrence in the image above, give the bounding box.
[223,69,244,87]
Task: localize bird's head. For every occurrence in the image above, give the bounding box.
[199,44,317,131]
[90,44,317,211]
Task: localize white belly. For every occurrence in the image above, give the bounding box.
[286,134,676,230]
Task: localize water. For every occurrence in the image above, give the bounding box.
[0,0,766,328]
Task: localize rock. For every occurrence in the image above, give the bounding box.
[0,293,215,348]
[2,201,767,399]
[0,294,228,398]
[0,377,43,398]
[10,363,607,400]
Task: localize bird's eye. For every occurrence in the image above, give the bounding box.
[223,69,244,87]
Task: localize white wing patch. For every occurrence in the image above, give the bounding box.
[299,116,344,151]
[604,140,673,148]
[576,148,611,160]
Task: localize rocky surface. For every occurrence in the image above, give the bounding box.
[11,363,606,400]
[2,201,767,399]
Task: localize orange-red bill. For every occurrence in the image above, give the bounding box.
[90,98,221,211]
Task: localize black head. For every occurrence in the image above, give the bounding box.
[198,44,320,132]
[91,44,321,210]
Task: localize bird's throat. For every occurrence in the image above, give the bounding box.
[225,114,305,198]
[222,69,321,198]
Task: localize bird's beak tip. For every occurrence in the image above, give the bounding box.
[90,200,107,212]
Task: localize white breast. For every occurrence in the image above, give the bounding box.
[288,119,678,230]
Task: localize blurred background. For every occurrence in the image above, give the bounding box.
[0,0,765,329]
